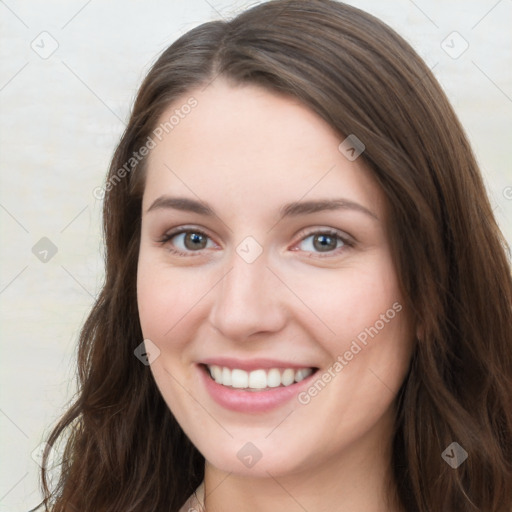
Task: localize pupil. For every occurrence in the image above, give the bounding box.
[314,234,336,252]
[186,233,206,249]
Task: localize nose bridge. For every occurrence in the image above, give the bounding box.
[208,247,285,339]
[226,254,266,301]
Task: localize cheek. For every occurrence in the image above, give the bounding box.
[137,261,173,341]
[287,257,403,355]
[136,252,206,342]
[136,254,202,414]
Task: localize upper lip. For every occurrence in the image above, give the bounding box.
[199,357,317,372]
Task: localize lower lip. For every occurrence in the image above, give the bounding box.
[198,365,317,413]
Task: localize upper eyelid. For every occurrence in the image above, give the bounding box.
[159,226,218,244]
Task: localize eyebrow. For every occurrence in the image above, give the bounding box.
[146,196,378,221]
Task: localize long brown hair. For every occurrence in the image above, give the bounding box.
[34,1,512,510]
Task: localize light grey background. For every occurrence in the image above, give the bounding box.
[0,1,511,510]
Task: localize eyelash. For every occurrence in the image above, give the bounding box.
[157,227,354,258]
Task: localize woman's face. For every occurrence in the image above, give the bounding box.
[137,78,415,478]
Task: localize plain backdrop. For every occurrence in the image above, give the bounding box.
[1,0,511,510]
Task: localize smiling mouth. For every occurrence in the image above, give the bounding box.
[202,364,319,391]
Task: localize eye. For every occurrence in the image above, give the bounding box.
[294,229,352,256]
[157,227,353,258]
[158,228,216,256]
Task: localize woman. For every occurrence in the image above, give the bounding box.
[35,0,512,510]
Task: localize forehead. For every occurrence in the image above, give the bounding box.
[143,78,385,220]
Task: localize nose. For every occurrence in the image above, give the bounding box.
[208,249,287,341]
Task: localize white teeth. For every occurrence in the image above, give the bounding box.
[267,368,281,388]
[295,369,310,382]
[248,369,267,389]
[281,368,295,386]
[211,365,222,383]
[206,365,314,390]
[231,369,248,388]
[222,366,231,386]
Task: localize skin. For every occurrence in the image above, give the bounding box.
[137,78,415,512]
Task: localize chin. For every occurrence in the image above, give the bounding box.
[194,433,314,478]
